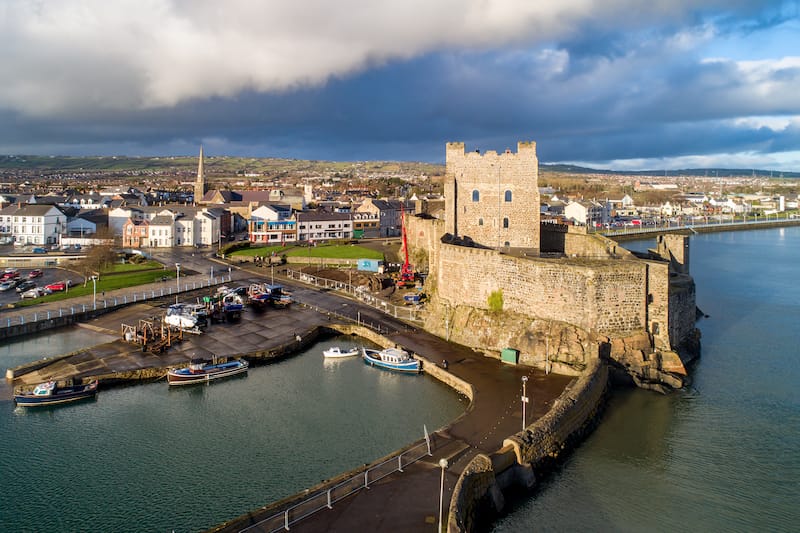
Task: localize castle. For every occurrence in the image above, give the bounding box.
[409,141,699,391]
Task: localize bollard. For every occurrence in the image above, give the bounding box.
[34,313,37,322]
[47,311,50,320]
[114,297,118,306]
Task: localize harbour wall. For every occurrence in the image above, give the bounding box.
[448,357,609,532]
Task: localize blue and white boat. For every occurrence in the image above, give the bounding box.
[14,379,99,407]
[167,358,249,386]
[362,347,421,374]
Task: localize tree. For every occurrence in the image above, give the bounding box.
[77,244,117,285]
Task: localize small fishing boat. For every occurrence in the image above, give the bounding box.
[14,379,99,407]
[167,358,249,386]
[323,346,360,358]
[362,347,421,374]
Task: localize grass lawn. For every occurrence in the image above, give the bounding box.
[14,263,176,307]
[230,243,383,260]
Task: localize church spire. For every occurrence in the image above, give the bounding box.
[194,145,206,204]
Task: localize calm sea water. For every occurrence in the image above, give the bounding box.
[493,227,800,532]
[0,335,466,532]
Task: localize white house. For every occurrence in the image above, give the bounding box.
[565,200,606,226]
[295,212,352,241]
[249,205,296,244]
[0,204,67,246]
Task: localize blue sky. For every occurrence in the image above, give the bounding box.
[1,1,799,171]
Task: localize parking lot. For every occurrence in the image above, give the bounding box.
[0,266,83,307]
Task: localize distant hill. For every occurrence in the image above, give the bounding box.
[0,155,796,179]
[541,163,800,179]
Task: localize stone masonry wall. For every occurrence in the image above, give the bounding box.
[444,141,539,250]
[435,243,647,337]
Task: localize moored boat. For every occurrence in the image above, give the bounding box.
[14,379,99,407]
[361,347,421,374]
[323,346,360,358]
[167,358,249,386]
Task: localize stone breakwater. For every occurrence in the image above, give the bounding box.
[448,357,608,532]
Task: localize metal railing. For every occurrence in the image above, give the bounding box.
[285,269,423,324]
[0,274,232,330]
[240,434,433,533]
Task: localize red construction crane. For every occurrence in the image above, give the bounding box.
[396,203,415,288]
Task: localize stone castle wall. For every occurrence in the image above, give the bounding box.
[444,141,539,250]
[435,243,647,337]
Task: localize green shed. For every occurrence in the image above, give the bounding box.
[501,348,520,365]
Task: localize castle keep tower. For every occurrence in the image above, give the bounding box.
[194,145,207,204]
[444,141,539,250]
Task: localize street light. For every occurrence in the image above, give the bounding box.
[175,263,181,303]
[438,458,448,533]
[521,376,530,431]
[90,275,97,310]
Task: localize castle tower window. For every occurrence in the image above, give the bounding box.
[503,217,509,229]
[472,190,480,202]
[478,218,484,226]
[504,190,512,202]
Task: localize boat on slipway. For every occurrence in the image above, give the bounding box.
[167,358,249,386]
[361,347,421,374]
[323,346,360,358]
[14,379,99,407]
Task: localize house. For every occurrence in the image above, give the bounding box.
[249,205,296,245]
[355,198,415,237]
[122,219,150,248]
[0,203,68,246]
[295,211,353,241]
[352,211,380,239]
[564,200,606,226]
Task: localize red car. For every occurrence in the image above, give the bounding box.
[44,280,72,292]
[2,269,20,281]
[28,269,43,279]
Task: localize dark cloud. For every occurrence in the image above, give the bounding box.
[0,1,798,170]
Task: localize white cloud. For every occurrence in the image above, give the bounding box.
[0,0,724,116]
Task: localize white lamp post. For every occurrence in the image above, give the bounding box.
[521,376,529,431]
[175,263,181,303]
[438,458,448,533]
[90,275,97,310]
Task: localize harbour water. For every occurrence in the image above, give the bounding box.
[0,335,466,532]
[493,227,800,532]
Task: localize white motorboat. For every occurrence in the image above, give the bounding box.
[323,346,360,358]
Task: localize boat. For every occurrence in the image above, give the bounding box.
[167,358,249,386]
[14,379,99,407]
[323,346,360,358]
[164,303,207,332]
[361,347,421,374]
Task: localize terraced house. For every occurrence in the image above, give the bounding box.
[0,203,67,246]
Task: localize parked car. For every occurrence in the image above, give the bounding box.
[1,269,20,281]
[0,236,13,245]
[0,280,19,291]
[15,280,36,293]
[32,247,48,254]
[44,280,72,292]
[21,287,45,299]
[27,269,43,279]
